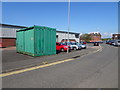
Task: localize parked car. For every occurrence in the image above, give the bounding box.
[64,42,82,50]
[106,40,111,44]
[80,41,86,44]
[56,42,70,52]
[112,40,120,46]
[77,43,86,49]
[106,40,116,45]
[110,40,116,45]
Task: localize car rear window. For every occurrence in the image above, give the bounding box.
[60,43,66,45]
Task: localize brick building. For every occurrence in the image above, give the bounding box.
[80,32,102,42]
[89,32,102,42]
[112,34,120,40]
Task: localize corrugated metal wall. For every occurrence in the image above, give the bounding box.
[1,25,24,38]
[16,26,56,56]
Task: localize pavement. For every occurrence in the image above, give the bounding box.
[2,44,118,88]
[2,44,99,73]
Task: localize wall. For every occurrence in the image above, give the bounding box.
[90,36,102,42]
[0,38,16,47]
[0,25,25,47]
[56,32,80,42]
[1,25,24,38]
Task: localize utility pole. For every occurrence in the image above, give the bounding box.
[67,0,70,53]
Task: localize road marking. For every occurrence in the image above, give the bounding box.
[1,45,103,77]
[0,59,74,77]
[81,45,102,57]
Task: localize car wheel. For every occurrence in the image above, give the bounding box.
[79,48,81,50]
[61,48,65,52]
[73,47,77,50]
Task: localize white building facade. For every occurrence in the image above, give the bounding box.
[56,31,80,42]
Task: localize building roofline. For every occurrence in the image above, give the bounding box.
[0,23,27,28]
[57,31,80,34]
[1,23,80,34]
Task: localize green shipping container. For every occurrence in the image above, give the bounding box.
[16,25,56,56]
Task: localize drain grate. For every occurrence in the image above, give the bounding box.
[72,55,80,58]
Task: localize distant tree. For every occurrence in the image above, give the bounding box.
[80,34,92,42]
[102,38,112,41]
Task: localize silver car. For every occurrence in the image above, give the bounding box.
[112,40,120,46]
[77,43,86,49]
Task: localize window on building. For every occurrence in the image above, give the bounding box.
[56,35,58,38]
[75,34,79,38]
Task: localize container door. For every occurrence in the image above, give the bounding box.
[34,26,56,56]
[24,29,34,54]
[43,28,56,55]
[16,31,24,52]
[35,28,44,56]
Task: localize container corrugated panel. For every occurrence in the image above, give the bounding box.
[16,31,24,52]
[16,26,56,56]
[34,26,56,56]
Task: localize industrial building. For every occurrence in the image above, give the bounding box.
[0,24,80,47]
[0,24,27,47]
[112,34,120,40]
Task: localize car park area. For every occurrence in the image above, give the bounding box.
[106,39,120,47]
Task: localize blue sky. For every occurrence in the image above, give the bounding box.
[2,2,118,38]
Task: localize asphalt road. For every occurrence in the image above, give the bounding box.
[2,44,118,88]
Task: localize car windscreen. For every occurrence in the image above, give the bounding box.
[64,42,72,45]
[71,43,77,45]
[77,43,82,45]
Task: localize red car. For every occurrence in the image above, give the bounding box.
[83,42,86,44]
[56,42,70,52]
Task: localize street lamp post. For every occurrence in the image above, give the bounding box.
[67,0,70,53]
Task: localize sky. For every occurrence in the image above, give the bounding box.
[2,2,118,38]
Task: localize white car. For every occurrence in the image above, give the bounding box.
[64,42,82,50]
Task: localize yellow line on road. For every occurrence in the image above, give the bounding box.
[0,59,74,77]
